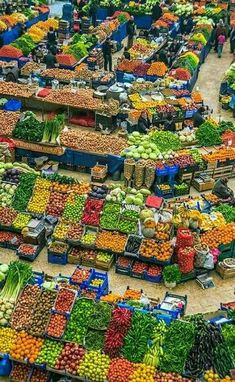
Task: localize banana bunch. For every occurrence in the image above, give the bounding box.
[157,223,171,232]
[143,320,167,367]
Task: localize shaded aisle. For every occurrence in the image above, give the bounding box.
[196,42,233,120]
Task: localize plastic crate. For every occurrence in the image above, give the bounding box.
[115,263,131,276]
[31,271,44,286]
[166,165,179,175]
[85,270,109,295]
[153,310,174,325]
[155,185,174,199]
[17,244,41,262]
[3,99,22,111]
[144,271,162,283]
[130,270,144,280]
[70,266,93,286]
[48,251,68,265]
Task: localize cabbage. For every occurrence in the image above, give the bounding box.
[0,264,8,273]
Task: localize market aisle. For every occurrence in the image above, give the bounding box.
[49,1,69,17]
[196,42,233,120]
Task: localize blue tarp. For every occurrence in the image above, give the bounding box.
[134,15,152,29]
[96,7,109,21]
[15,148,124,175]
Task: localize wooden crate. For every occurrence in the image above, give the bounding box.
[192,178,215,192]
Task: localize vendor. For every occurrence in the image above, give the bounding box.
[102,38,113,72]
[123,47,131,60]
[47,27,57,48]
[152,2,162,22]
[127,16,136,49]
[158,49,169,66]
[164,114,176,132]
[137,111,151,134]
[19,23,27,37]
[212,177,235,204]
[45,49,57,69]
[169,40,181,54]
[192,106,205,127]
[5,3,12,15]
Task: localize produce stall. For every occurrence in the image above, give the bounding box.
[0,7,49,45]
[0,260,234,381]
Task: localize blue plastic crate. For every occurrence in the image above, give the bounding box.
[31,271,44,286]
[156,167,168,176]
[155,186,174,199]
[155,304,180,319]
[3,99,22,111]
[70,266,93,286]
[85,270,109,294]
[117,302,135,311]
[153,311,174,325]
[144,271,162,283]
[166,165,179,175]
[48,251,68,265]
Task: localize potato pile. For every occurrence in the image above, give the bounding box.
[0,110,20,136]
[0,82,34,98]
[41,68,76,81]
[44,88,103,111]
[60,130,128,155]
[21,61,41,76]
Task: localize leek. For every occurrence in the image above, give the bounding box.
[42,120,52,143]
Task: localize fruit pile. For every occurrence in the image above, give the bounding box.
[201,223,235,249]
[78,351,110,381]
[29,289,57,337]
[46,313,67,339]
[55,343,85,374]
[63,194,85,223]
[10,285,41,331]
[96,230,127,253]
[53,222,69,241]
[46,191,68,217]
[10,331,44,363]
[54,288,76,313]
[0,327,17,353]
[129,364,156,382]
[10,363,31,382]
[140,239,172,262]
[36,339,64,368]
[67,224,83,241]
[71,267,91,284]
[108,358,135,382]
[12,213,31,230]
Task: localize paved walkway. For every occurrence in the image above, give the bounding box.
[196,41,233,120]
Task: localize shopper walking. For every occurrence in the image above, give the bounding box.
[102,38,113,71]
[217,33,226,58]
[127,16,136,49]
[230,26,235,53]
[215,19,226,52]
